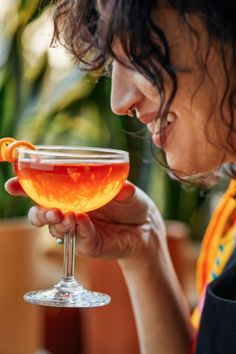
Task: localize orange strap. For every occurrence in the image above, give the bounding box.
[192,179,236,329]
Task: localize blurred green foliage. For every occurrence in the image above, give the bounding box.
[0,0,152,218]
[0,0,207,241]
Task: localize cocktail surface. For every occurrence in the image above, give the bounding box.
[15,160,129,213]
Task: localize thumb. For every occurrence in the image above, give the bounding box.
[4,177,26,196]
[114,181,136,202]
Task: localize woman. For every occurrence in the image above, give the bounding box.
[6,1,236,353]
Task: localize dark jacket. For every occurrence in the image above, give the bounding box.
[195,258,236,354]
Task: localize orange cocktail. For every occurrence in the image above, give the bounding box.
[15,161,129,213]
[13,145,129,308]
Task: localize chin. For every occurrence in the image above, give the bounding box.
[166,158,220,187]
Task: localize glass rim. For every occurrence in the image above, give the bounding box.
[16,145,129,162]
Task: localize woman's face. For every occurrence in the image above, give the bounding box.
[110,9,236,177]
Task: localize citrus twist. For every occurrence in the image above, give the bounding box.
[0,138,36,162]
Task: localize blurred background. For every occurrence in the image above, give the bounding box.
[0,1,228,354]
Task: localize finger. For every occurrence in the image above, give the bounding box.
[76,213,96,238]
[28,206,63,227]
[4,177,26,196]
[75,214,99,255]
[48,212,76,239]
[114,181,136,202]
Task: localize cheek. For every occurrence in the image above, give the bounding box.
[165,118,227,176]
[164,85,228,175]
[173,68,224,143]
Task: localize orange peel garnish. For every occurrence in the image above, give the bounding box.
[0,138,36,162]
[0,138,16,162]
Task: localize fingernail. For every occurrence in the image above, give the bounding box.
[45,210,59,222]
[63,215,71,226]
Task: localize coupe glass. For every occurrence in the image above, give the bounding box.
[14,146,129,307]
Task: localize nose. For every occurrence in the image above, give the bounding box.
[110,62,143,116]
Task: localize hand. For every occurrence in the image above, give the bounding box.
[5,177,166,262]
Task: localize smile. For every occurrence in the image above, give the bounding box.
[147,112,177,148]
[147,112,176,135]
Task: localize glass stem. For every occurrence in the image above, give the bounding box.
[63,229,75,280]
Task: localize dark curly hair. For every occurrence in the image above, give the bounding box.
[51,0,236,178]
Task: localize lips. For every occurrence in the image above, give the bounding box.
[147,112,176,135]
[146,112,177,148]
[136,111,177,148]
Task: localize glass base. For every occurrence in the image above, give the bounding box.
[24,277,111,308]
